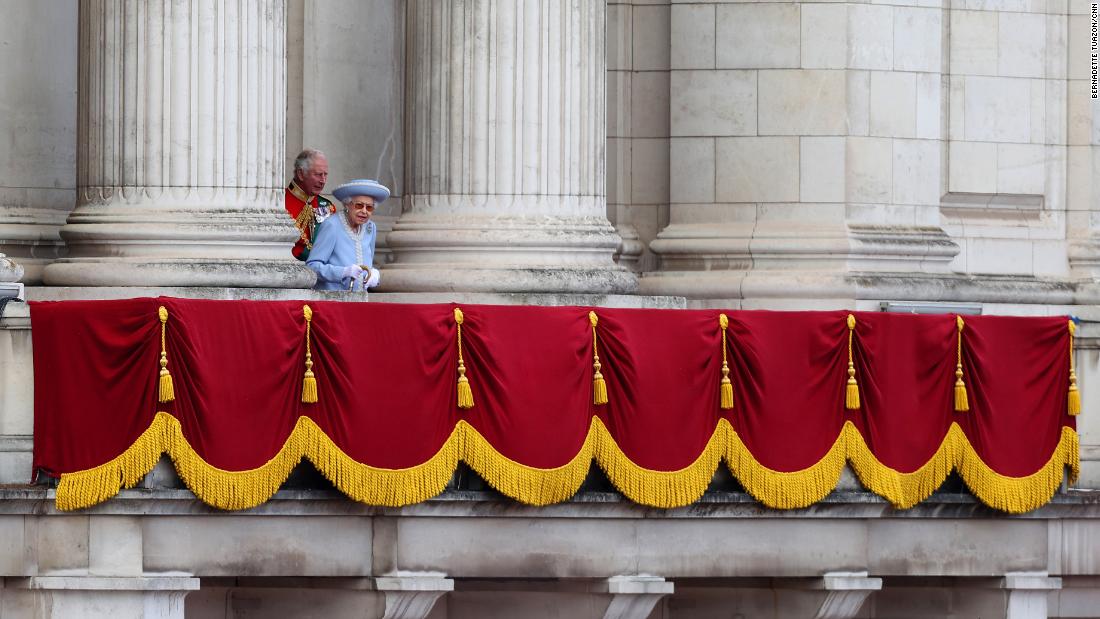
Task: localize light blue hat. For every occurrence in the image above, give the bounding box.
[332,179,390,205]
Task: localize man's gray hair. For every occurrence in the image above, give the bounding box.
[294,148,325,174]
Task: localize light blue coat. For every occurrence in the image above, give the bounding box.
[306,214,377,291]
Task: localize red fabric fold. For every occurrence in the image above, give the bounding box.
[30,299,1075,493]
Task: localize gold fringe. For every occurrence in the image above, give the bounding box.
[846,422,960,509]
[462,420,593,506]
[157,306,175,403]
[590,311,608,405]
[719,313,734,410]
[301,305,318,404]
[55,416,1081,514]
[954,316,969,413]
[956,426,1079,514]
[55,413,171,511]
[845,314,860,410]
[455,308,474,410]
[594,417,723,508]
[725,419,848,509]
[1068,319,1080,416]
[303,417,460,507]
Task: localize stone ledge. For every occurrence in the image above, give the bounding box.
[22,287,686,309]
[0,487,1097,519]
[6,576,200,591]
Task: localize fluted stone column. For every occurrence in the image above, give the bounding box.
[385,0,635,294]
[0,0,77,284]
[43,0,313,288]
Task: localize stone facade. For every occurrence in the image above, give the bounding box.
[2,0,1100,617]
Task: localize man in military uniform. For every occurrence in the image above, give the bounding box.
[286,148,338,261]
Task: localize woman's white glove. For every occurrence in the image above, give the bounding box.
[341,264,365,281]
[365,267,381,288]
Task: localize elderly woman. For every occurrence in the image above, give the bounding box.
[306,179,390,291]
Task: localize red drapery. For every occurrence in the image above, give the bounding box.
[30,298,1078,512]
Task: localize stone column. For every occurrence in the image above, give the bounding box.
[43,0,313,288]
[385,0,635,294]
[0,0,77,284]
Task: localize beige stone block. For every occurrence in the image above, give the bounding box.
[671,138,715,204]
[756,202,846,225]
[758,70,847,136]
[948,140,997,194]
[846,202,916,227]
[607,4,632,72]
[870,71,917,138]
[949,75,965,139]
[1067,80,1091,146]
[0,452,31,485]
[37,516,89,574]
[849,4,894,71]
[893,7,942,73]
[1044,80,1067,145]
[915,73,942,140]
[671,4,715,70]
[632,5,670,71]
[966,237,1034,275]
[893,138,941,206]
[670,70,756,137]
[801,4,846,70]
[964,76,1031,143]
[1033,239,1068,276]
[1045,13,1068,81]
[631,71,670,138]
[999,12,1046,79]
[1029,78,1047,144]
[607,71,631,138]
[1066,145,1091,213]
[955,0,1031,13]
[1068,14,1091,81]
[631,138,670,204]
[144,516,372,576]
[996,143,1046,195]
[607,137,629,206]
[800,137,845,203]
[848,70,871,136]
[715,137,799,203]
[0,517,27,575]
[89,516,142,577]
[0,330,32,436]
[950,10,997,76]
[846,137,893,203]
[1043,144,1066,214]
[716,4,800,69]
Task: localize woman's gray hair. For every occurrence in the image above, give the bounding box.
[294,148,325,174]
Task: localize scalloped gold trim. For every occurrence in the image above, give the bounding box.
[56,414,1079,514]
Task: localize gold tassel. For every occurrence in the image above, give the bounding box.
[1069,319,1081,416]
[157,306,175,403]
[845,314,860,410]
[719,313,734,409]
[954,316,969,412]
[301,305,318,404]
[455,307,474,409]
[590,311,608,405]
